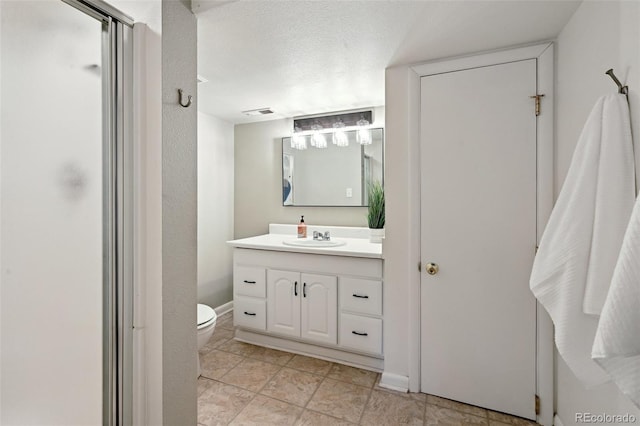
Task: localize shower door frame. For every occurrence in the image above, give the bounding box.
[60,1,134,425]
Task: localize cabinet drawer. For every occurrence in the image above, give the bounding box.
[234,265,266,298]
[339,313,382,355]
[340,278,382,316]
[234,297,266,331]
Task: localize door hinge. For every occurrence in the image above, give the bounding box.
[529,94,545,116]
[535,394,541,415]
[535,245,539,254]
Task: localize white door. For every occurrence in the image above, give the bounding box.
[420,60,537,419]
[267,270,300,337]
[301,273,338,345]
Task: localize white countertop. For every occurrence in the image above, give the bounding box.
[227,232,383,259]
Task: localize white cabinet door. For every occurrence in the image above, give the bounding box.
[301,273,337,345]
[267,270,300,338]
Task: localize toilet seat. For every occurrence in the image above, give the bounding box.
[197,304,217,330]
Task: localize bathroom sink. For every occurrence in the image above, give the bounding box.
[283,239,346,248]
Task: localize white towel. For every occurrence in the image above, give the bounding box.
[583,96,636,315]
[592,193,640,408]
[530,94,635,387]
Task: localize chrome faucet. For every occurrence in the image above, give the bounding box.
[313,231,331,241]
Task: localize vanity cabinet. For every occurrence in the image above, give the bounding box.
[267,270,337,345]
[230,243,383,370]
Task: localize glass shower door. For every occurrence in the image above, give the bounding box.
[0,1,132,424]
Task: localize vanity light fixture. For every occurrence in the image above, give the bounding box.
[290,110,373,150]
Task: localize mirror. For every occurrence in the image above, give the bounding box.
[282,128,383,206]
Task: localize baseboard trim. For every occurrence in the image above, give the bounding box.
[554,414,564,426]
[214,301,233,316]
[379,372,409,392]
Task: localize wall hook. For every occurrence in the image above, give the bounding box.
[178,89,192,108]
[605,69,628,95]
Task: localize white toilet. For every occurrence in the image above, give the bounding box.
[197,303,217,377]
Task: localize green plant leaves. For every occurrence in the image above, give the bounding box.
[367,181,385,229]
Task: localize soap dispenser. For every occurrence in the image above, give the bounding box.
[297,215,307,238]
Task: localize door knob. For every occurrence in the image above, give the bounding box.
[425,262,439,275]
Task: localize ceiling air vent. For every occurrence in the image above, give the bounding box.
[242,108,274,116]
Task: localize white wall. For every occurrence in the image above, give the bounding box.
[161,0,198,424]
[234,106,384,238]
[383,66,422,393]
[138,19,164,424]
[554,2,640,424]
[198,112,234,309]
[133,16,163,426]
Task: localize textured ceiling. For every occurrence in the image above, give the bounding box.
[196,0,581,124]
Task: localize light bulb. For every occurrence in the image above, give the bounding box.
[311,132,327,148]
[310,123,327,148]
[292,133,307,150]
[332,121,348,147]
[357,128,372,145]
[291,126,307,150]
[356,117,372,145]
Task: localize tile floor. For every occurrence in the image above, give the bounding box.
[198,311,539,426]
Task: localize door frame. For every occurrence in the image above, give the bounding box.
[408,42,555,426]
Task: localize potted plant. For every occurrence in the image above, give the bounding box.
[367,181,385,243]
